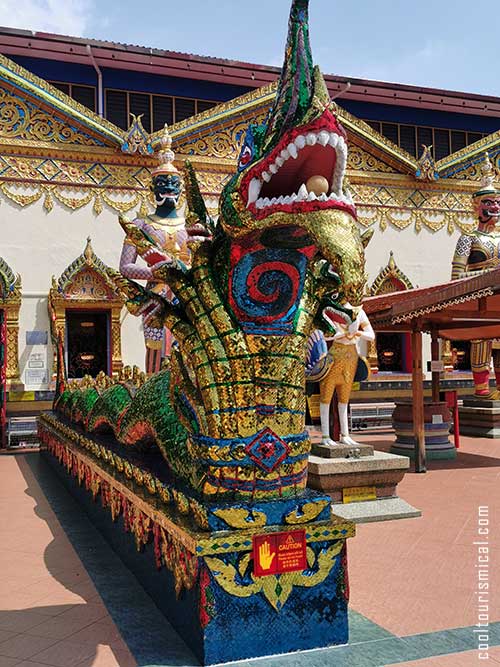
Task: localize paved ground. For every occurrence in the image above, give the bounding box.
[0,432,498,666]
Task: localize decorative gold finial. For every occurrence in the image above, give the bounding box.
[474,152,499,197]
[152,124,179,176]
[84,237,94,263]
[388,250,396,270]
[480,153,495,189]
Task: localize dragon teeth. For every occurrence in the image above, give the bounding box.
[318,131,330,146]
[297,184,308,200]
[247,178,262,206]
[295,135,306,149]
[256,130,348,202]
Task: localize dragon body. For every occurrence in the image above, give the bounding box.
[56,0,370,501]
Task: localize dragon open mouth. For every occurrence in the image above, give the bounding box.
[322,304,353,329]
[242,112,354,219]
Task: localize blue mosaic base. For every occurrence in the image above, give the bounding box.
[202,545,348,662]
[42,448,351,664]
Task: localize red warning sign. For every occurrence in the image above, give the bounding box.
[253,530,307,577]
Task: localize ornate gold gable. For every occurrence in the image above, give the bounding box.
[368,252,414,373]
[370,251,414,295]
[0,256,21,386]
[48,238,125,376]
[0,54,155,217]
[0,52,497,234]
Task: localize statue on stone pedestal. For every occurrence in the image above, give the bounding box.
[451,154,500,399]
[306,302,374,448]
[319,306,375,446]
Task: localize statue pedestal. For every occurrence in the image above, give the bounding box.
[312,441,374,458]
[39,414,354,665]
[307,444,419,523]
[458,398,500,438]
[392,400,457,460]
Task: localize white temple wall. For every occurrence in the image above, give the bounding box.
[1,193,468,390]
[0,197,145,390]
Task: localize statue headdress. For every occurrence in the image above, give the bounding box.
[473,153,500,198]
[152,124,179,176]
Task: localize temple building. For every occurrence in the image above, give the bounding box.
[1,27,500,417]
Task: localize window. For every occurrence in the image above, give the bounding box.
[152,96,174,131]
[174,98,196,122]
[363,119,488,160]
[399,125,416,156]
[48,81,96,112]
[381,123,398,145]
[105,90,128,129]
[104,89,218,130]
[129,93,151,133]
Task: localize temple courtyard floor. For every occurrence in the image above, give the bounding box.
[0,433,499,667]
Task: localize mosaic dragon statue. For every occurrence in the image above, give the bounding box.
[55,0,371,501]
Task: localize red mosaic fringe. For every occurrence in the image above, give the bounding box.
[39,424,198,591]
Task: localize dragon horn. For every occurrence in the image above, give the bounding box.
[184,160,215,233]
[263,0,314,149]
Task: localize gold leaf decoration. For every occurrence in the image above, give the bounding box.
[212,507,267,529]
[204,540,344,611]
[284,500,329,525]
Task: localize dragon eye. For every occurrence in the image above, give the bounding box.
[238,145,253,170]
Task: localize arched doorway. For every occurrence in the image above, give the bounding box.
[48,238,125,379]
[369,252,414,374]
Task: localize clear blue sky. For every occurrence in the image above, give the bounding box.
[2,0,500,97]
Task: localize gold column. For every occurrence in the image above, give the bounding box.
[367,337,379,374]
[442,339,454,373]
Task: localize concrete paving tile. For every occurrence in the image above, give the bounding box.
[74,643,137,667]
[54,603,108,625]
[0,633,59,660]
[0,656,21,667]
[24,615,96,641]
[0,611,52,634]
[29,639,95,667]
[0,632,17,646]
[66,620,126,648]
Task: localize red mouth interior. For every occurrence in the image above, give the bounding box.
[259,144,337,200]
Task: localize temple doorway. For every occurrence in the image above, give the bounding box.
[368,252,414,374]
[66,311,110,378]
[451,340,471,371]
[376,332,412,373]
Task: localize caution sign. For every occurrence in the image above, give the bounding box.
[253,530,307,577]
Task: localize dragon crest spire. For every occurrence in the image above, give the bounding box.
[263,0,314,149]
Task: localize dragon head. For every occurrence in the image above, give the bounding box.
[218,0,369,306]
